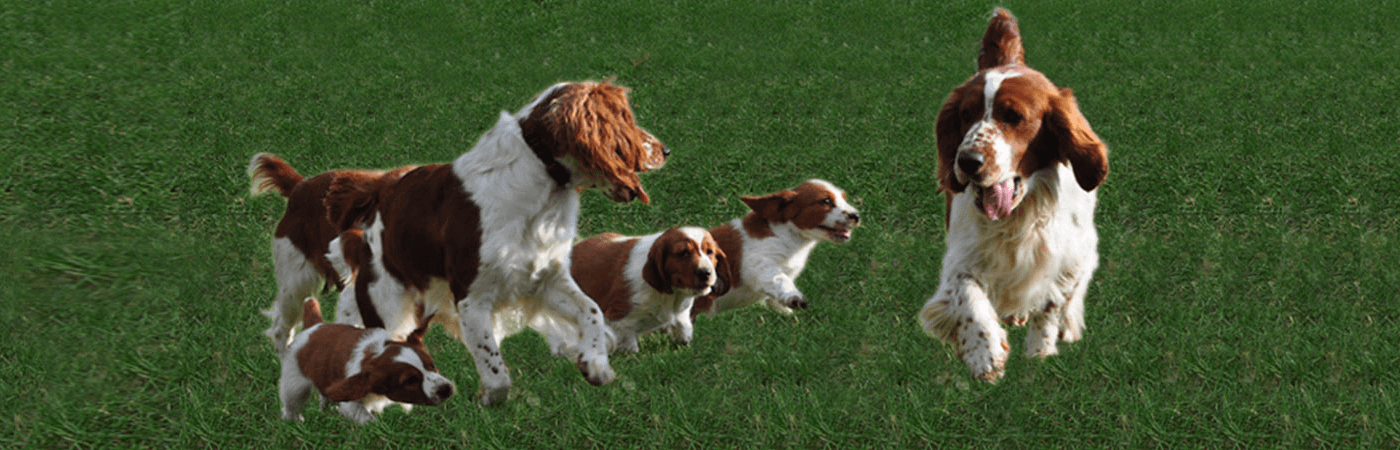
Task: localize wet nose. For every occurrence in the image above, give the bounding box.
[957,153,984,179]
[661,144,671,158]
[436,383,456,400]
[848,212,861,224]
[696,267,712,280]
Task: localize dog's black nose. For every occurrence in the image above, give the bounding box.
[957,153,984,179]
[437,384,456,400]
[848,212,861,224]
[661,145,671,158]
[696,268,712,279]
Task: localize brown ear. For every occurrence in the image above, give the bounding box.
[323,372,376,402]
[1048,88,1109,191]
[407,304,432,346]
[978,8,1025,70]
[545,82,650,204]
[740,190,796,223]
[642,236,672,294]
[709,247,732,297]
[934,92,970,194]
[301,298,324,328]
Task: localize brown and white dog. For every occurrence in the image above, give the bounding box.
[248,154,417,356]
[690,180,860,316]
[918,9,1109,382]
[564,227,729,354]
[322,81,668,405]
[279,298,454,424]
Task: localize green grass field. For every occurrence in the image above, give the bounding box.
[3,0,1397,447]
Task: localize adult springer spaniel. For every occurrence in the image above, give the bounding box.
[276,81,666,405]
[918,9,1109,382]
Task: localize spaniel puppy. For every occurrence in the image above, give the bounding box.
[279,298,453,424]
[690,180,860,316]
[248,154,416,356]
[322,81,669,405]
[918,9,1109,382]
[566,227,729,354]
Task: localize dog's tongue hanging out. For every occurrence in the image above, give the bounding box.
[983,179,1016,221]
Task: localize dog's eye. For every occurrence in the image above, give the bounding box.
[401,373,421,386]
[959,106,977,124]
[821,198,834,207]
[1001,109,1023,126]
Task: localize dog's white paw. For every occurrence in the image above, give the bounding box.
[959,322,1009,383]
[576,357,615,386]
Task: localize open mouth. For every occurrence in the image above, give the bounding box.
[820,225,853,242]
[972,176,1023,221]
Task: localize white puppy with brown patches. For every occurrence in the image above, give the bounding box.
[567,226,730,353]
[279,298,454,424]
[692,179,861,316]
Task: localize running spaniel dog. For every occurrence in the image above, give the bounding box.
[918,9,1109,382]
[691,180,860,316]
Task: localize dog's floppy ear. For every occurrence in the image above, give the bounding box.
[324,371,377,402]
[741,190,797,223]
[1048,88,1109,191]
[934,93,971,195]
[709,246,733,297]
[642,235,673,294]
[301,298,325,328]
[406,304,433,347]
[978,8,1025,70]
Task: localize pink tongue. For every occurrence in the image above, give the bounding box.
[984,180,1016,221]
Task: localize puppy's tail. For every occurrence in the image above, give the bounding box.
[248,153,304,198]
[301,297,325,328]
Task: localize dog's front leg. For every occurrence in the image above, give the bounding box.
[542,277,616,386]
[335,401,376,425]
[920,273,1009,382]
[669,297,696,345]
[754,264,807,313]
[457,296,511,406]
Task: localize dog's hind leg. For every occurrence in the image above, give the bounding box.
[265,237,322,356]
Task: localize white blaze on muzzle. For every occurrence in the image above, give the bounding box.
[958,69,1023,221]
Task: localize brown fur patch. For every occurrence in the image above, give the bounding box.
[571,233,638,321]
[297,323,367,393]
[343,164,483,298]
[740,212,773,239]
